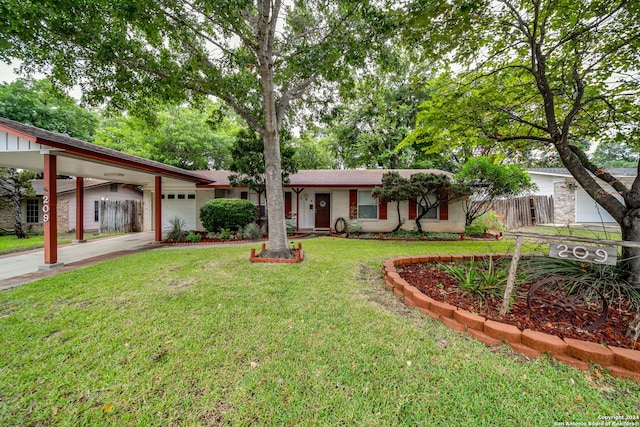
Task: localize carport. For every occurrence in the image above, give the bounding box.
[0,117,211,268]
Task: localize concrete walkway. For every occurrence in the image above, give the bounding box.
[0,232,156,290]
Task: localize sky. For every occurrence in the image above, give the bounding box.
[1,60,83,99]
[0,61,21,83]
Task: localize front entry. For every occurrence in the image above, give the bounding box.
[315,193,331,229]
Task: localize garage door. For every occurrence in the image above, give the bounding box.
[575,189,617,223]
[162,193,197,230]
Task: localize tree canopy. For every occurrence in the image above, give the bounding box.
[454,157,535,226]
[0,78,98,141]
[323,51,436,169]
[0,77,98,237]
[371,172,420,232]
[94,101,238,170]
[403,0,640,282]
[228,128,297,194]
[0,0,393,257]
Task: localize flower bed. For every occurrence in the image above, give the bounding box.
[382,254,640,382]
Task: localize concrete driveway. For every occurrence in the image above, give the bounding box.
[0,232,156,290]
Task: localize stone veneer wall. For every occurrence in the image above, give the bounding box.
[0,203,12,229]
[553,181,576,224]
[382,254,640,382]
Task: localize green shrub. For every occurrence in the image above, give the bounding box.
[185,231,202,243]
[523,256,640,307]
[441,258,507,300]
[166,216,187,242]
[219,228,231,240]
[200,198,258,232]
[243,222,262,241]
[465,211,505,237]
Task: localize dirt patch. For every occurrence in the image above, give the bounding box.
[398,262,639,350]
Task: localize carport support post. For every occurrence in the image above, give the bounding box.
[155,176,162,242]
[75,177,86,242]
[42,153,61,267]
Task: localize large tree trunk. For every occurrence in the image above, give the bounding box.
[11,192,26,238]
[263,130,291,258]
[255,1,291,259]
[621,210,640,288]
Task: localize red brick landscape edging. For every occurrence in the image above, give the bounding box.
[250,243,304,263]
[382,254,640,382]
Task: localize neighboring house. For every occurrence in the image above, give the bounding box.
[527,168,634,224]
[150,169,466,234]
[0,178,143,233]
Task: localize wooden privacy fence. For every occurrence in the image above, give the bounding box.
[99,200,143,233]
[489,195,554,229]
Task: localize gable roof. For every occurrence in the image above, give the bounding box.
[0,116,212,185]
[198,169,453,188]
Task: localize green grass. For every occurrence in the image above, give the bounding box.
[0,232,123,255]
[516,225,622,241]
[1,237,638,426]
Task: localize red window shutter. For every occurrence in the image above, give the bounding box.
[408,199,417,220]
[284,192,292,217]
[240,191,248,200]
[349,190,358,219]
[379,200,387,220]
[439,192,449,221]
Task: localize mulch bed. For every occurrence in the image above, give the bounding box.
[398,262,639,351]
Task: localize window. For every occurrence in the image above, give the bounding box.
[358,191,377,219]
[94,200,99,222]
[26,199,39,223]
[418,194,438,219]
[177,194,185,200]
[167,194,175,200]
[187,194,196,200]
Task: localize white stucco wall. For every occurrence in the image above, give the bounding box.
[188,187,466,233]
[67,185,143,232]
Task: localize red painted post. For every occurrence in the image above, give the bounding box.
[75,177,84,241]
[155,176,162,242]
[43,154,58,264]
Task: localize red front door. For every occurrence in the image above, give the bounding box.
[315,193,331,229]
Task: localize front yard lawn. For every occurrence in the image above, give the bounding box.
[0,232,123,255]
[1,237,638,425]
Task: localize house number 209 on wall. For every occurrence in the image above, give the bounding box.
[549,242,617,266]
[42,195,50,223]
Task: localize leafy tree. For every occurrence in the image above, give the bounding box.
[0,0,391,258]
[95,101,237,170]
[324,50,436,169]
[371,172,420,232]
[591,140,639,168]
[0,169,37,238]
[291,133,335,170]
[404,0,640,283]
[409,173,468,233]
[454,157,536,226]
[228,129,297,193]
[0,78,98,141]
[0,77,97,237]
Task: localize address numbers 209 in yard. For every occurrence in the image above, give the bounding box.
[549,242,618,266]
